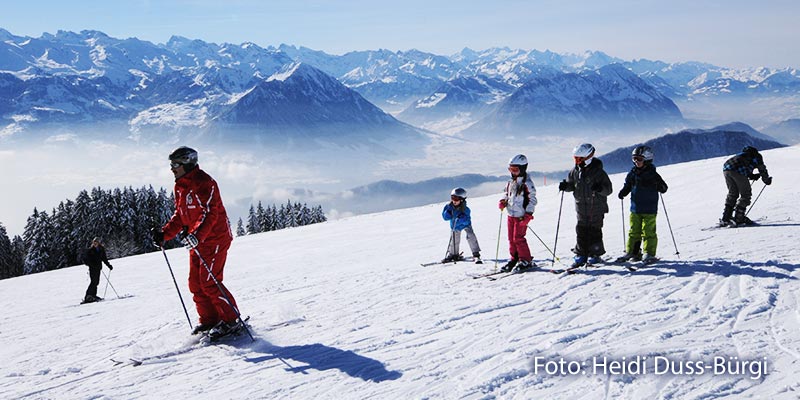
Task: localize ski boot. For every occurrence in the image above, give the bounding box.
[615,252,642,263]
[571,255,587,268]
[511,260,536,274]
[500,259,517,273]
[587,256,603,266]
[642,254,659,265]
[209,320,244,341]
[473,252,483,264]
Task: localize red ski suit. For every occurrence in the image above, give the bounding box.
[162,167,238,325]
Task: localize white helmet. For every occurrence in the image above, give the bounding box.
[450,187,467,199]
[631,145,654,162]
[572,143,595,158]
[508,154,528,166]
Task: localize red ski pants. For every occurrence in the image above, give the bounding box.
[507,215,533,262]
[187,242,239,325]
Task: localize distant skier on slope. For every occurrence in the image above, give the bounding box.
[441,187,482,264]
[719,146,772,227]
[559,144,613,268]
[83,237,113,303]
[151,146,243,340]
[616,146,668,265]
[498,154,538,273]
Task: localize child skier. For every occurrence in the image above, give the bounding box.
[442,187,482,264]
[720,146,772,227]
[558,143,612,268]
[498,154,537,273]
[616,145,668,265]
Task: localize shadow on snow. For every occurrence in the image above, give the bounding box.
[579,259,799,280]
[244,341,403,383]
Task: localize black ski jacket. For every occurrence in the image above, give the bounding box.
[85,245,111,269]
[562,157,613,221]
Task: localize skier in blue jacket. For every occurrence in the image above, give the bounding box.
[442,188,482,264]
[616,145,668,264]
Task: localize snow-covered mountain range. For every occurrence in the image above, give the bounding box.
[2,28,798,143]
[2,146,798,399]
[599,123,786,173]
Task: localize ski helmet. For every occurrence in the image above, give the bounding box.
[742,146,758,156]
[169,146,198,168]
[508,154,528,175]
[631,145,654,162]
[572,143,595,164]
[451,187,467,199]
[508,154,528,166]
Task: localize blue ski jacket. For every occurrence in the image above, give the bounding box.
[442,202,472,231]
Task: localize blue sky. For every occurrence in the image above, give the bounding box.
[2,0,799,68]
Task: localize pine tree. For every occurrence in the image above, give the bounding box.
[0,222,12,279]
[236,218,246,237]
[246,205,259,234]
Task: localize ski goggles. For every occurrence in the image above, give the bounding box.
[573,156,589,165]
[170,161,184,168]
[451,195,463,201]
[632,155,645,162]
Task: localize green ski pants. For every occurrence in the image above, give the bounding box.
[627,213,658,256]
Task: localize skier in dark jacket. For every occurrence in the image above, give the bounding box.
[559,143,613,267]
[721,146,772,227]
[616,146,668,264]
[83,237,112,303]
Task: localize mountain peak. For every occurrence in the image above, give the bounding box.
[266,62,324,82]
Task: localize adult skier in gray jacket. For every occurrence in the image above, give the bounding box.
[559,143,613,267]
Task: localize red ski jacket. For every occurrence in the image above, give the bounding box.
[162,167,233,248]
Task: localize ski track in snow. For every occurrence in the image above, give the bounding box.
[1,146,800,399]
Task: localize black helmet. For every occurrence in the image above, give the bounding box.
[169,146,198,168]
[742,146,758,156]
[631,145,654,162]
[450,187,467,199]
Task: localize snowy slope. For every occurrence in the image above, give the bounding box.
[1,146,799,399]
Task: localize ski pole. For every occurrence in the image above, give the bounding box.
[494,209,503,271]
[444,209,456,264]
[527,225,559,262]
[101,269,120,299]
[103,269,111,298]
[621,198,626,253]
[659,193,680,258]
[191,248,254,342]
[552,190,564,267]
[157,244,193,331]
[745,183,767,216]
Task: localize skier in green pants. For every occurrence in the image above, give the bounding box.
[616,146,668,264]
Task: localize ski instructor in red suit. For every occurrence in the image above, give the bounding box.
[152,146,241,337]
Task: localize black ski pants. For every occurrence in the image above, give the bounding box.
[574,213,606,257]
[85,265,101,298]
[724,170,751,219]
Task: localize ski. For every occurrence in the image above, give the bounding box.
[421,256,474,267]
[468,270,507,279]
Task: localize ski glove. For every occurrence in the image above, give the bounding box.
[107,264,113,270]
[520,213,533,223]
[558,180,569,191]
[181,233,199,249]
[498,199,507,210]
[618,191,626,200]
[748,173,760,180]
[762,176,772,185]
[150,227,164,246]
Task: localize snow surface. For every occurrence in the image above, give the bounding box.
[1,147,799,399]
